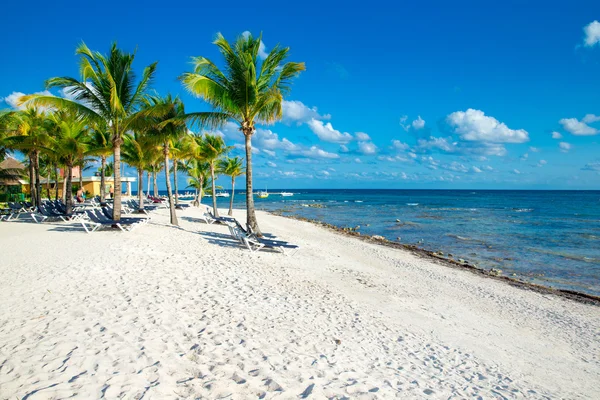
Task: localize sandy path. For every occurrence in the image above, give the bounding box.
[0,206,598,399]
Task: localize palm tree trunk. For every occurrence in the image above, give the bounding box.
[173,159,179,208]
[61,170,67,203]
[28,154,35,205]
[65,163,73,215]
[78,165,83,193]
[229,177,235,216]
[112,139,122,222]
[153,169,158,197]
[146,171,150,197]
[163,144,178,225]
[137,168,144,212]
[193,188,199,207]
[199,176,204,205]
[100,156,106,204]
[54,165,60,201]
[46,171,51,200]
[244,133,261,235]
[210,163,218,217]
[33,151,42,211]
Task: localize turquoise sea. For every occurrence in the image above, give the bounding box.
[171,189,600,297]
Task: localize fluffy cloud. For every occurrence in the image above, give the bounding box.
[266,161,277,167]
[536,160,547,167]
[354,132,371,141]
[299,146,339,159]
[415,136,508,157]
[583,20,600,47]
[357,141,378,155]
[582,162,600,171]
[412,116,425,130]
[583,114,600,123]
[471,166,483,173]
[559,142,572,153]
[391,140,410,151]
[307,119,353,143]
[559,117,598,136]
[281,100,331,125]
[3,90,53,110]
[512,169,521,175]
[529,146,540,153]
[551,131,563,139]
[446,109,529,143]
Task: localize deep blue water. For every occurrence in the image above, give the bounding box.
[163,189,600,296]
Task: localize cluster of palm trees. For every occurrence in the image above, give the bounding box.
[0,32,304,234]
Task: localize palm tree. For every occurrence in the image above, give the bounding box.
[122,132,152,213]
[171,134,194,209]
[184,159,210,207]
[88,121,112,204]
[200,134,229,217]
[180,32,305,235]
[137,94,188,225]
[20,42,157,221]
[217,156,244,216]
[46,111,90,214]
[2,107,53,209]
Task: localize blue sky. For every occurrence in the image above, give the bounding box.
[2,0,600,189]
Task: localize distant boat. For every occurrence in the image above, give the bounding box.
[216,191,230,198]
[257,187,269,198]
[280,192,293,197]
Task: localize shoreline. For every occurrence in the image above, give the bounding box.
[269,210,600,306]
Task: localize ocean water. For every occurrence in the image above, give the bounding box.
[167,189,600,297]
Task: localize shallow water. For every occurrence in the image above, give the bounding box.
[170,189,600,297]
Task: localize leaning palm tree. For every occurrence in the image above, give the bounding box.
[20,42,157,221]
[136,94,188,225]
[184,159,211,207]
[180,32,305,235]
[217,156,244,216]
[201,134,229,217]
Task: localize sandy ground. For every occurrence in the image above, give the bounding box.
[0,204,598,399]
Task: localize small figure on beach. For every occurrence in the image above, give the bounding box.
[76,188,84,203]
[109,185,114,199]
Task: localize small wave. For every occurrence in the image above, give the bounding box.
[355,200,363,203]
[407,203,419,206]
[343,200,349,203]
[446,234,471,241]
[513,208,533,213]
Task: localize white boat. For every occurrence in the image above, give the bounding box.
[216,191,230,198]
[257,187,269,198]
[280,192,293,197]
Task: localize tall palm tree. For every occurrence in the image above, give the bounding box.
[171,134,194,209]
[88,121,112,204]
[137,94,188,225]
[180,32,305,235]
[217,156,244,216]
[46,111,90,214]
[200,134,229,217]
[20,42,157,221]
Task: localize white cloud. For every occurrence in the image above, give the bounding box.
[536,160,547,167]
[582,114,600,123]
[307,119,353,143]
[354,132,371,141]
[339,145,349,153]
[559,142,572,153]
[551,131,563,139]
[319,170,330,176]
[242,31,268,59]
[3,90,54,110]
[300,146,339,159]
[233,143,260,154]
[281,100,331,124]
[266,161,277,167]
[412,116,425,130]
[357,142,378,155]
[512,169,521,175]
[529,146,540,153]
[520,153,529,161]
[446,109,529,143]
[262,149,276,157]
[415,136,508,157]
[253,128,298,152]
[559,118,598,136]
[391,140,410,151]
[354,158,361,163]
[471,166,483,173]
[583,20,600,47]
[582,162,600,171]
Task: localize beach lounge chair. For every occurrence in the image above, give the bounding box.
[101,206,149,224]
[30,204,87,223]
[226,222,299,255]
[79,209,141,233]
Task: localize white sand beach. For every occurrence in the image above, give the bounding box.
[0,205,599,399]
